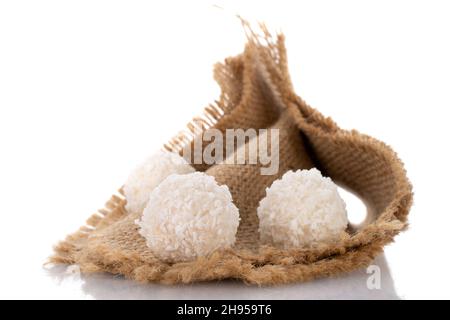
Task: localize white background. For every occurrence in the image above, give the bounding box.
[0,0,449,299]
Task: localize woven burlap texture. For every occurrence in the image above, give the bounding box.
[51,29,413,285]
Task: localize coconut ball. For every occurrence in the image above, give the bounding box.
[257,168,348,248]
[136,172,240,262]
[124,151,195,215]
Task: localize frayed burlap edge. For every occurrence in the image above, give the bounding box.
[50,25,413,285]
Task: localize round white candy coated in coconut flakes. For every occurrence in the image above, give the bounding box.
[136,172,240,262]
[123,151,195,215]
[257,168,348,248]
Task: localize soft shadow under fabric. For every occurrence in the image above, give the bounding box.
[47,254,398,300]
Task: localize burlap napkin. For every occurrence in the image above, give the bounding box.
[51,28,412,285]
